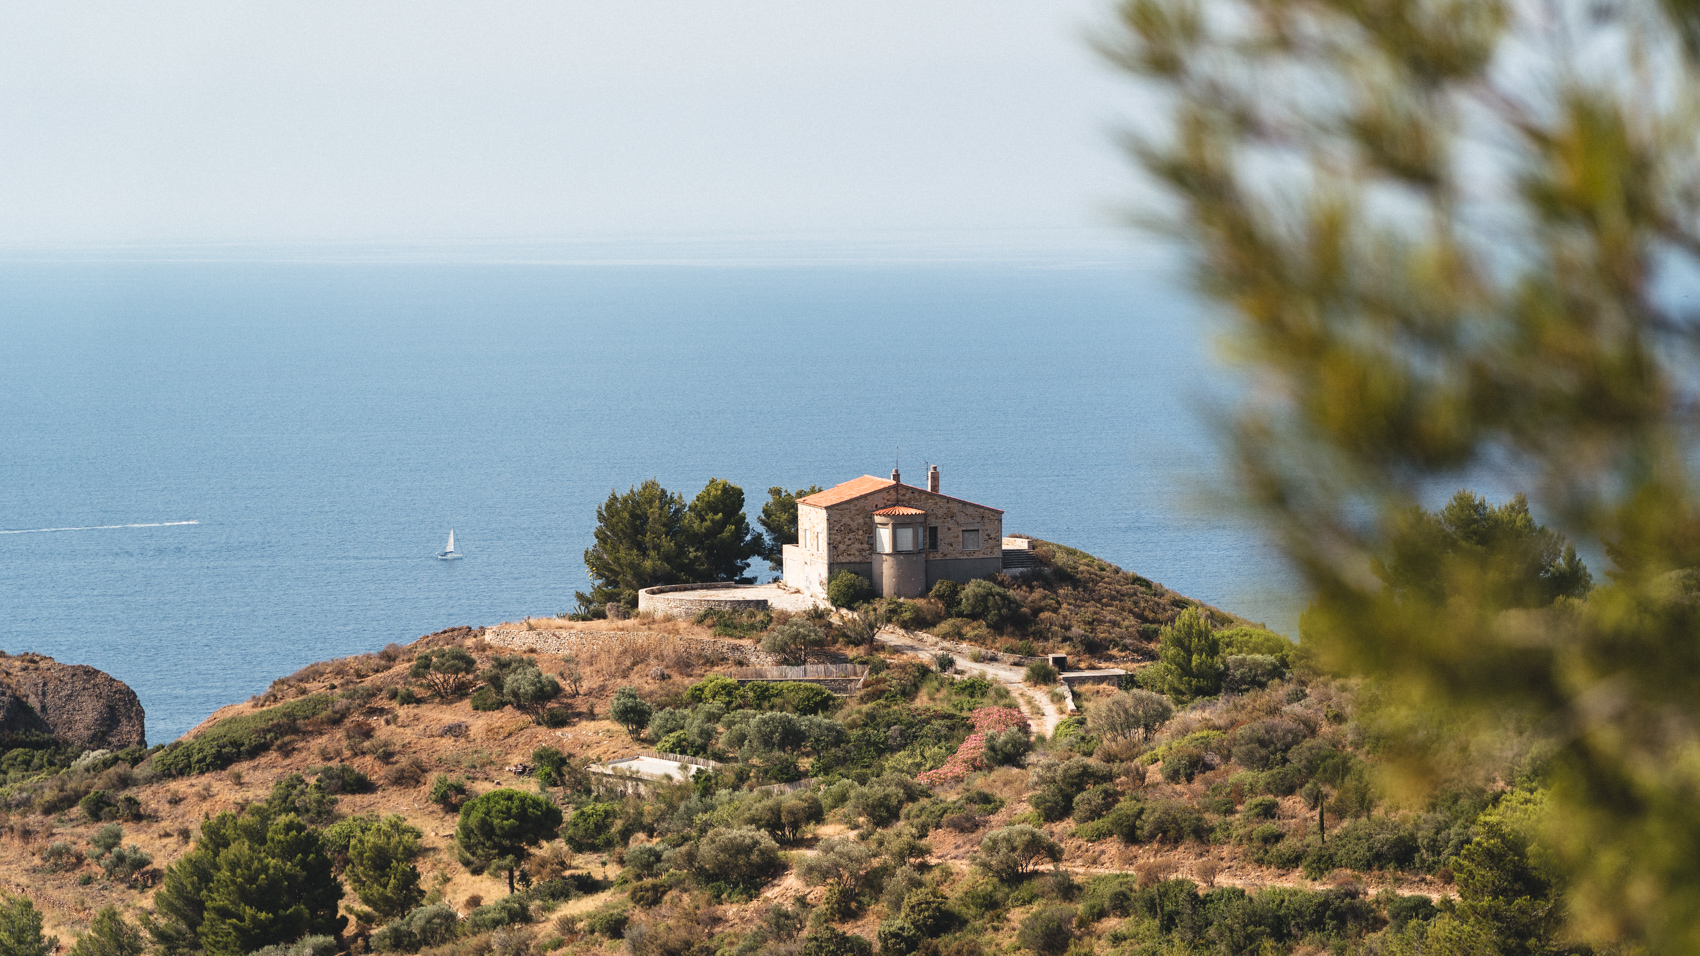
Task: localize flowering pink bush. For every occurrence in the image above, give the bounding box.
[918,706,1030,786]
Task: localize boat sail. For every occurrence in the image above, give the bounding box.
[437,529,462,560]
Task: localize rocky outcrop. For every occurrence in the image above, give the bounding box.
[0,653,145,750]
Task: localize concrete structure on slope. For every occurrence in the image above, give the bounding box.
[782,465,1005,599]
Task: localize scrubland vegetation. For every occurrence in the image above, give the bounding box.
[0,523,1595,956]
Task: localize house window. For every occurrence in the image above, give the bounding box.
[928,526,938,550]
[875,526,893,553]
[961,528,981,551]
[895,526,915,552]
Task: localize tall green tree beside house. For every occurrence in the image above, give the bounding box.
[579,478,764,609]
[1108,0,1700,947]
[758,485,823,569]
[681,478,765,582]
[579,479,690,610]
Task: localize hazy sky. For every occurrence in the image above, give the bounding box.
[0,2,1141,252]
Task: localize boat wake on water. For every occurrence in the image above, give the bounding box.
[0,520,200,535]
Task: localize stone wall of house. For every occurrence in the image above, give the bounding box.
[782,544,831,597]
[809,484,1003,566]
[483,626,781,666]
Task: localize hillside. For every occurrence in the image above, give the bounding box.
[0,546,1544,956]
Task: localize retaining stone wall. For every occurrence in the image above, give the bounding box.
[483,627,781,666]
[637,583,771,618]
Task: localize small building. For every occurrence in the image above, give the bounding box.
[783,465,1005,599]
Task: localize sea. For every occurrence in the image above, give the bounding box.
[0,247,1300,743]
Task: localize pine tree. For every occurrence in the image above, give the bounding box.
[1155,608,1222,703]
[154,808,344,956]
[758,485,823,568]
[69,908,143,956]
[0,894,54,956]
[1108,0,1700,945]
[454,789,563,894]
[681,478,764,583]
[345,816,425,922]
[578,479,690,610]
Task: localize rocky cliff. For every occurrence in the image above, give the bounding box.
[0,653,145,749]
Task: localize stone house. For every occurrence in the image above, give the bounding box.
[782,466,1005,599]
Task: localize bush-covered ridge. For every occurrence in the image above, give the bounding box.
[0,543,1577,956]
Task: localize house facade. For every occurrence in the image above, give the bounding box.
[782,466,1004,599]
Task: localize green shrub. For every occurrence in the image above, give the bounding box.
[958,580,1019,629]
[1161,747,1207,784]
[1223,654,1286,694]
[469,686,505,711]
[249,936,337,956]
[562,803,622,852]
[313,763,375,794]
[611,687,653,738]
[1071,786,1118,823]
[151,694,333,777]
[628,880,669,908]
[1024,661,1059,685]
[1076,875,1140,924]
[428,775,468,812]
[799,926,873,956]
[929,579,962,614]
[394,687,422,706]
[1243,796,1280,819]
[466,895,530,931]
[1016,906,1076,956]
[582,906,630,939]
[1216,626,1293,664]
[43,841,78,872]
[1103,799,1145,843]
[828,571,875,609]
[875,918,920,956]
[975,825,1064,881]
[693,826,783,889]
[1138,800,1209,844]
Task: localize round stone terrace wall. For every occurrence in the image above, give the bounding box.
[637,582,771,618]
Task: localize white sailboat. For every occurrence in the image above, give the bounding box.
[437,529,462,560]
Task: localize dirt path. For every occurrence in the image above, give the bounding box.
[874,626,1066,736]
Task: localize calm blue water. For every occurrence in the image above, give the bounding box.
[0,258,1297,742]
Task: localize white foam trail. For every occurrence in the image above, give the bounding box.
[0,520,200,535]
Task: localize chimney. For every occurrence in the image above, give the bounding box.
[891,467,901,484]
[927,464,940,493]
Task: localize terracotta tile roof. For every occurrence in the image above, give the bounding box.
[797,475,894,508]
[797,474,1006,514]
[873,506,926,516]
